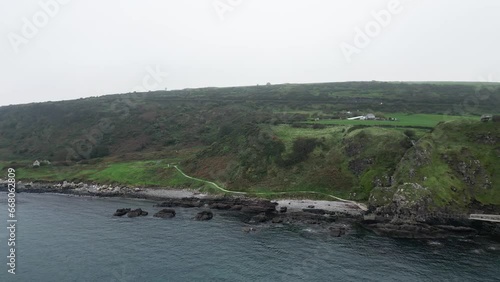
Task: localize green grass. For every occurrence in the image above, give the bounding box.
[271,124,345,149]
[306,113,477,128]
[13,160,203,189]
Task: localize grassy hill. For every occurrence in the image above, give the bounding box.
[0,81,499,212]
[370,120,500,209]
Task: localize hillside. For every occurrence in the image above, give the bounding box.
[0,81,499,215]
[370,120,500,213]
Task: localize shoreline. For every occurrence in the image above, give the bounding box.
[1,180,499,239]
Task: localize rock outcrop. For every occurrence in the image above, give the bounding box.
[114,208,131,217]
[195,211,214,221]
[154,209,176,219]
[127,208,148,218]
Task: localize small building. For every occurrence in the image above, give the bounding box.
[32,160,40,167]
[481,114,492,122]
[365,113,376,120]
[347,116,365,120]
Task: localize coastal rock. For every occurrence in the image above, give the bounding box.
[302,208,328,215]
[242,226,257,233]
[272,217,283,224]
[240,205,276,214]
[154,209,176,219]
[195,211,214,221]
[329,226,347,237]
[127,208,148,218]
[155,198,203,208]
[114,208,131,217]
[250,212,269,223]
[209,203,233,210]
[229,205,243,211]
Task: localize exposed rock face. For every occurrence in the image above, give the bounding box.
[195,211,213,221]
[154,209,176,218]
[114,208,131,217]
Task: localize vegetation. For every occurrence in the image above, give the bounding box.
[0,81,499,212]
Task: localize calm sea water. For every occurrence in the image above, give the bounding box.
[0,193,499,282]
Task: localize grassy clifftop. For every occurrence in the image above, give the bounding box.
[184,124,413,200]
[0,81,498,210]
[370,120,500,213]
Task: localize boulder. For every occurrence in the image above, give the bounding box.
[114,208,131,217]
[195,211,214,221]
[242,226,257,233]
[154,209,176,219]
[127,208,144,218]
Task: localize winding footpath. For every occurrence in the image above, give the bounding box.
[172,165,368,211]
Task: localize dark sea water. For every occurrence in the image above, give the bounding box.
[1,193,499,282]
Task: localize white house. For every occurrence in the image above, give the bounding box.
[347,114,376,121]
[33,160,41,167]
[365,113,376,120]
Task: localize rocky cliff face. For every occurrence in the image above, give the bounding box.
[365,121,500,238]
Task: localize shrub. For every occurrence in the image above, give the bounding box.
[312,124,326,129]
[282,138,320,166]
[404,129,416,139]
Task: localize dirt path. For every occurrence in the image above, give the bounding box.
[172,165,368,211]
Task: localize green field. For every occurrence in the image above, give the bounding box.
[11,160,204,189]
[306,113,477,128]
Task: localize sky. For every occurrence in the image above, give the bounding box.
[1,0,499,106]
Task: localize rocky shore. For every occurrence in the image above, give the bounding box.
[1,180,498,239]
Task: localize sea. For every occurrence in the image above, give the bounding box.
[0,192,499,282]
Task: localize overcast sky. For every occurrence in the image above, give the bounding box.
[1,0,499,106]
